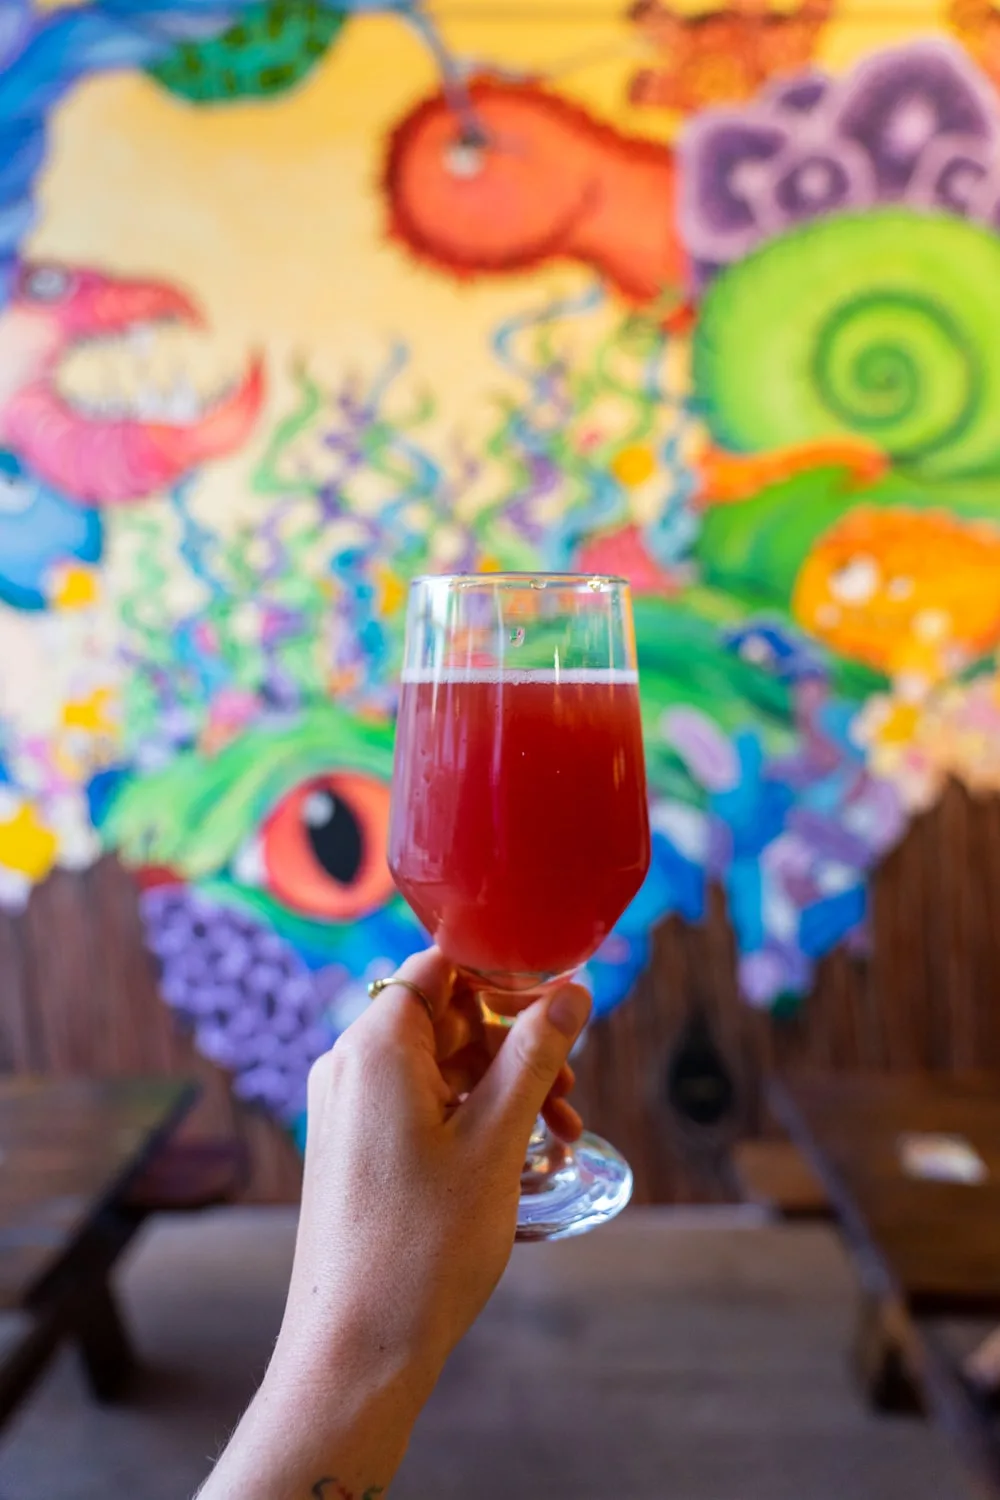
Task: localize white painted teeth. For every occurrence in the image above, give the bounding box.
[128,323,156,359]
[96,379,207,423]
[166,376,200,422]
[134,384,162,419]
[56,318,236,424]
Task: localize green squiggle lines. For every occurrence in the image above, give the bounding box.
[693,209,1000,481]
[253,363,324,498]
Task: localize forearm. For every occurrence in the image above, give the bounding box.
[197,1323,441,1500]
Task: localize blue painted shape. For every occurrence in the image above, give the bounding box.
[0,450,103,610]
[590,932,651,1018]
[818,698,862,749]
[727,856,764,953]
[290,1109,308,1153]
[642,831,706,926]
[711,732,793,859]
[0,120,46,199]
[582,829,707,1017]
[799,886,867,959]
[724,618,826,683]
[86,766,130,828]
[319,904,427,977]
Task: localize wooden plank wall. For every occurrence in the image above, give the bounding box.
[0,857,303,1201]
[2,779,999,1204]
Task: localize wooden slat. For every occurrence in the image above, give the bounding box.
[0,906,34,1073]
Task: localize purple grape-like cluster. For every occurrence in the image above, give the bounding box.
[678,39,1000,278]
[141,884,343,1122]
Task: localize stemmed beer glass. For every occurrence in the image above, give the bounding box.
[388,573,650,1239]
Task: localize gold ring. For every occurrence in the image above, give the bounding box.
[367,975,435,1024]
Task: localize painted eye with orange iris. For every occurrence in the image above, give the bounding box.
[260,772,393,921]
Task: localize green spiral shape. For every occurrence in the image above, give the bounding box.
[693,209,1000,481]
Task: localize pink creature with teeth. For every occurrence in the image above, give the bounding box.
[0,261,264,505]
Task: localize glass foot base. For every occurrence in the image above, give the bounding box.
[515,1130,633,1242]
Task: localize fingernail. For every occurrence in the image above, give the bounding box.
[547,985,591,1038]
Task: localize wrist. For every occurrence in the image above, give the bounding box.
[198,1324,436,1500]
[208,1320,440,1500]
[269,1304,444,1426]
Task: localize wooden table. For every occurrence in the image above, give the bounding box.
[773,1072,1000,1499]
[0,1076,198,1430]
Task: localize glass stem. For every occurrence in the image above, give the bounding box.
[521,1115,570,1188]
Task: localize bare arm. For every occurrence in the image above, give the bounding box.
[197,948,591,1499]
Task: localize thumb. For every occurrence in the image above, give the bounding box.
[463,983,592,1142]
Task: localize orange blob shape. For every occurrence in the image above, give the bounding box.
[793,506,1000,682]
[698,439,888,508]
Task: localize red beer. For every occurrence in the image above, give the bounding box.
[389,668,650,989]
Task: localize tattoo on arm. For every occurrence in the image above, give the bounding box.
[312,1480,384,1500]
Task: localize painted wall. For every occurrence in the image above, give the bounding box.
[2,0,1000,1140]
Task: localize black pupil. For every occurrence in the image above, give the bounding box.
[303,788,363,886]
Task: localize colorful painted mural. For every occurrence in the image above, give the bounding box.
[5,0,1000,1139]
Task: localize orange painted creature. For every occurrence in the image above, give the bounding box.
[627,0,834,113]
[949,0,1000,96]
[384,77,691,323]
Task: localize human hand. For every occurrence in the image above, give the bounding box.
[435,972,586,1145]
[199,947,592,1500]
[273,946,592,1385]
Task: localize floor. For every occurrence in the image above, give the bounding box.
[0,1208,970,1500]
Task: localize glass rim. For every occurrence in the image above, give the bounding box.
[408,571,630,590]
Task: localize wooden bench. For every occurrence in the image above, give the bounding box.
[124,1138,248,1214]
[774,1071,1000,1498]
[0,1079,245,1434]
[732,1137,831,1219]
[0,1309,63,1430]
